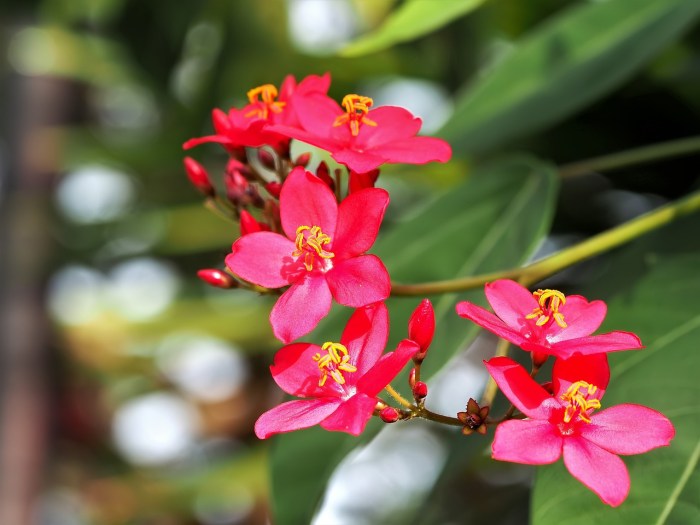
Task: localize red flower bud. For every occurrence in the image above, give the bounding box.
[183,157,214,196]
[315,161,335,192]
[412,381,428,401]
[348,169,380,194]
[532,351,549,369]
[379,406,400,423]
[265,181,282,199]
[408,299,435,363]
[258,149,276,171]
[294,152,311,167]
[240,210,269,236]
[197,269,236,289]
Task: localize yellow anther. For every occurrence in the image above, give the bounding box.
[292,225,334,271]
[561,381,601,423]
[245,84,286,119]
[313,342,357,387]
[525,289,568,328]
[333,93,378,136]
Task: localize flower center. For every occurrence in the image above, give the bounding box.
[333,94,378,136]
[561,380,601,424]
[245,84,286,120]
[313,342,357,387]
[292,225,335,271]
[525,289,567,328]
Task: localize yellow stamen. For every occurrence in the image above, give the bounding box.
[525,289,568,328]
[292,225,334,271]
[333,94,378,136]
[313,342,357,387]
[245,84,286,119]
[561,381,601,424]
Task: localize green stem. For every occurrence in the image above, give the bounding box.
[391,189,700,296]
[416,408,463,427]
[559,135,700,178]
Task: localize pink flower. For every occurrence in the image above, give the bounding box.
[270,92,452,173]
[226,166,391,343]
[485,355,674,506]
[254,303,419,438]
[183,73,330,151]
[456,280,643,360]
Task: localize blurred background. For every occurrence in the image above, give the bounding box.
[1,0,699,524]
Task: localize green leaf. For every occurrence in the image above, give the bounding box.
[532,212,700,524]
[340,0,485,57]
[269,156,558,525]
[439,0,700,154]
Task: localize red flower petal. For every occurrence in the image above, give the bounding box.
[270,275,332,343]
[552,331,644,359]
[484,279,538,328]
[254,398,341,439]
[582,404,675,455]
[340,303,389,377]
[326,255,390,307]
[484,357,557,419]
[455,302,528,347]
[354,106,422,148]
[319,392,378,435]
[332,149,388,174]
[547,296,607,343]
[552,353,610,398]
[562,436,630,507]
[333,188,389,259]
[372,136,452,166]
[182,134,234,150]
[491,419,562,464]
[226,232,296,288]
[280,167,338,242]
[270,342,333,398]
[357,339,419,397]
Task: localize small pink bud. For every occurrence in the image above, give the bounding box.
[265,182,282,199]
[379,406,400,423]
[408,299,435,363]
[408,367,417,389]
[258,149,276,171]
[348,169,380,194]
[197,269,236,289]
[294,152,311,167]
[183,157,214,196]
[412,381,428,401]
[316,161,335,191]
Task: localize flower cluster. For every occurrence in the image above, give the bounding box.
[183,73,674,508]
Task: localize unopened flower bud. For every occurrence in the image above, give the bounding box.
[265,181,282,199]
[294,152,311,167]
[316,161,335,192]
[412,381,428,401]
[197,269,237,289]
[379,406,400,423]
[408,299,435,363]
[258,149,276,171]
[348,169,380,194]
[183,157,214,196]
[532,351,549,369]
[240,210,269,236]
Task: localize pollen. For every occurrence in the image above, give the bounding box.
[292,225,335,271]
[245,84,286,120]
[333,94,378,136]
[561,380,601,424]
[313,342,357,387]
[525,289,568,328]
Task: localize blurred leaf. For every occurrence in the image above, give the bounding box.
[439,0,700,154]
[341,0,485,57]
[532,211,700,524]
[270,156,558,525]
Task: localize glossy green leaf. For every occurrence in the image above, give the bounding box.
[532,212,700,524]
[340,0,485,57]
[439,0,700,154]
[270,156,558,524]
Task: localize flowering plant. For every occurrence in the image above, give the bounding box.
[182,72,685,521]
